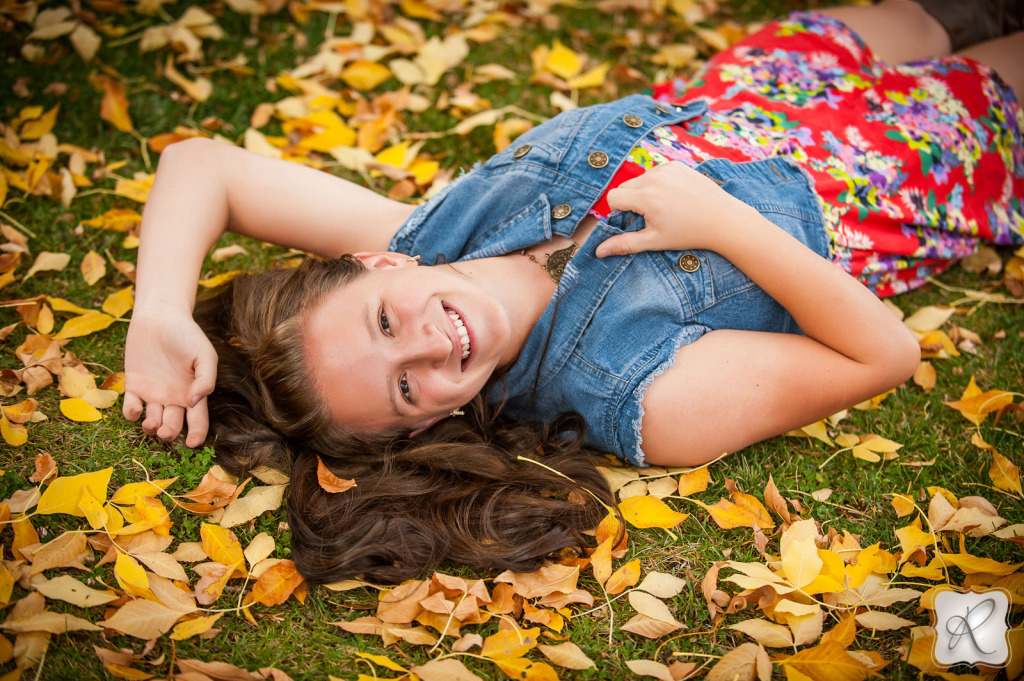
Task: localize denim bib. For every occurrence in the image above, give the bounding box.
[389,96,828,465]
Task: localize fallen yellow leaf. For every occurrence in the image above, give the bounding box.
[618,495,687,529]
[59,397,103,422]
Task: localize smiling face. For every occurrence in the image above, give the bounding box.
[304,255,515,435]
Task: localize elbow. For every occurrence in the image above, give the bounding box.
[156,136,222,172]
[886,324,921,387]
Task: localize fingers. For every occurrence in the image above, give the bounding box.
[142,402,163,436]
[596,232,657,258]
[142,402,185,442]
[123,392,143,421]
[189,352,218,407]
[185,398,210,448]
[157,405,185,441]
[605,185,639,214]
[129,394,206,446]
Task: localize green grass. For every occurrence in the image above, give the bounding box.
[1,0,1022,679]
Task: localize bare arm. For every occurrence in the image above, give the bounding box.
[597,163,920,466]
[124,138,414,445]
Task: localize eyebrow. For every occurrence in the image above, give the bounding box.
[366,303,403,419]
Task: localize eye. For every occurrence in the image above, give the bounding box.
[379,309,392,336]
[399,374,412,403]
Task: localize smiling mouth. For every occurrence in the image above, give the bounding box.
[444,306,472,365]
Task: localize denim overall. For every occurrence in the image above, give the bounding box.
[389,95,829,465]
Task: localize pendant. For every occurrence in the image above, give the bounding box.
[545,243,578,283]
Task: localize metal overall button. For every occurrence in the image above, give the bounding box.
[623,114,643,128]
[552,204,572,219]
[653,102,672,114]
[676,254,700,273]
[513,144,531,159]
[588,151,609,168]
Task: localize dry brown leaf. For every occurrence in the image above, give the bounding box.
[620,613,682,638]
[536,642,595,670]
[636,571,687,599]
[854,611,914,631]
[27,531,89,576]
[411,657,482,681]
[729,619,794,647]
[626,659,675,681]
[377,579,429,624]
[1,609,102,635]
[218,484,285,528]
[34,575,117,608]
[211,244,247,263]
[23,252,70,280]
[28,453,56,484]
[763,474,792,524]
[628,591,682,629]
[960,245,1002,275]
[495,563,578,599]
[706,642,770,681]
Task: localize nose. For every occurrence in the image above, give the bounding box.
[403,322,451,367]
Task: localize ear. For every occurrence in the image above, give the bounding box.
[409,414,446,437]
[353,252,419,270]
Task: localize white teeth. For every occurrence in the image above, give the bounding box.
[447,309,471,360]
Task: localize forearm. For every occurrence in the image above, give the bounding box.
[713,203,919,369]
[134,138,415,315]
[134,140,230,315]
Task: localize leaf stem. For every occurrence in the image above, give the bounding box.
[0,210,36,238]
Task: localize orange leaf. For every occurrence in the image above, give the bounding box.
[91,74,133,133]
[589,538,612,587]
[605,558,641,595]
[316,457,356,493]
[990,451,1022,495]
[694,497,774,530]
[245,560,305,607]
[943,376,1015,425]
[677,467,709,496]
[778,640,872,681]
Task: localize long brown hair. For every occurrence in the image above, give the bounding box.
[193,257,616,583]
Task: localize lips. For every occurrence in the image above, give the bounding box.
[443,303,472,370]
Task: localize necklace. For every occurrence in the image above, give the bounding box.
[520,242,578,283]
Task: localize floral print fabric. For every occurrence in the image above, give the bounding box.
[598,11,1024,296]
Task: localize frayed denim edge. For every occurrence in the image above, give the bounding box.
[628,325,709,467]
[388,162,481,252]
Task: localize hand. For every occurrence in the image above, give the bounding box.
[122,310,218,447]
[595,162,755,257]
